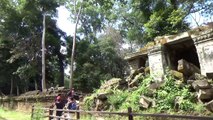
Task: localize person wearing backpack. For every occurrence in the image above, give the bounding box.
[67,97,77,110]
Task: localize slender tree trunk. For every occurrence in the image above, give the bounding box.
[25,79,28,92]
[69,5,82,89]
[57,51,64,86]
[41,13,46,91]
[10,78,13,96]
[34,79,38,90]
[16,85,19,96]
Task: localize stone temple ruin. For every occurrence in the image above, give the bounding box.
[125,24,213,81]
[85,25,213,112]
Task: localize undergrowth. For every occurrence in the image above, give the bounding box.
[83,72,207,114]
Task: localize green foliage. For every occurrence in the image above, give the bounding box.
[69,29,128,92]
[154,73,195,111]
[108,90,129,110]
[84,93,97,110]
[32,104,44,120]
[132,73,197,112]
[0,0,65,94]
[119,76,153,111]
[194,103,206,113]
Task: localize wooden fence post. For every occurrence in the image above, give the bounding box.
[31,105,34,120]
[49,105,54,120]
[128,107,133,120]
[76,106,80,119]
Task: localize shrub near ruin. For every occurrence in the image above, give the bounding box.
[83,72,207,114]
[154,72,196,111]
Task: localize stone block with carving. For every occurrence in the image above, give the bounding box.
[177,59,201,77]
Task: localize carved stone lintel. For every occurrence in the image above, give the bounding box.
[192,29,213,45]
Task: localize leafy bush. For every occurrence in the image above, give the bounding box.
[119,76,153,111]
[84,94,97,110]
[154,72,196,111]
[108,90,129,110]
[32,104,44,120]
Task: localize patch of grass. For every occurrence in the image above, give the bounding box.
[0,107,31,120]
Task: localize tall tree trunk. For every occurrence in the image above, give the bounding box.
[10,78,13,96]
[57,51,64,86]
[34,79,38,90]
[69,4,82,89]
[16,85,19,96]
[41,13,46,91]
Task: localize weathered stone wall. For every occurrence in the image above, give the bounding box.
[0,96,55,112]
[192,29,213,77]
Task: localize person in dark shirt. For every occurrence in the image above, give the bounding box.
[67,88,75,98]
[54,96,65,120]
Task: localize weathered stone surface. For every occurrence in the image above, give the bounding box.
[192,27,213,77]
[57,86,65,91]
[147,82,161,96]
[189,73,207,80]
[139,95,155,109]
[138,67,145,73]
[170,70,184,81]
[126,67,145,83]
[148,82,160,90]
[129,73,143,87]
[100,78,122,90]
[186,80,194,85]
[20,90,40,96]
[177,59,201,76]
[197,88,213,100]
[205,99,213,112]
[115,80,128,90]
[192,80,211,91]
[148,44,165,82]
[126,70,138,82]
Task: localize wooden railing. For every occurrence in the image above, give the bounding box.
[31,105,213,120]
